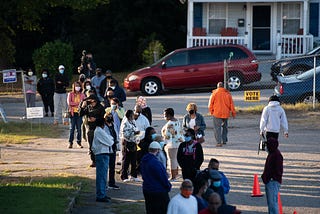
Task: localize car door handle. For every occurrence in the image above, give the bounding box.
[184,69,198,72]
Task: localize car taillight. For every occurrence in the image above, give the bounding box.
[279,83,284,95]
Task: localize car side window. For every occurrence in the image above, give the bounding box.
[166,51,188,67]
[229,47,248,60]
[189,48,220,64]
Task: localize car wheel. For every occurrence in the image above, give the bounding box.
[141,78,161,96]
[228,73,242,91]
[299,94,320,104]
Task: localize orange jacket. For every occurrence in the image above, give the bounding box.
[208,88,236,119]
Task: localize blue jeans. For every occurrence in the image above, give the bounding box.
[96,154,109,199]
[213,116,228,144]
[265,180,280,214]
[68,114,83,144]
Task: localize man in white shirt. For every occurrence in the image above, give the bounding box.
[167,179,198,214]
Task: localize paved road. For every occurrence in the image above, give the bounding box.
[1,89,319,213]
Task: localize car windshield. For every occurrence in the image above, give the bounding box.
[306,46,320,55]
[150,51,175,67]
[297,66,320,80]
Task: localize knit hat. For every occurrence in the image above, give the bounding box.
[149,141,161,150]
[269,95,280,102]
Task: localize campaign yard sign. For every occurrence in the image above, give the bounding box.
[2,69,17,83]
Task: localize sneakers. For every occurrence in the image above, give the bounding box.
[122,178,131,183]
[77,143,83,148]
[216,143,223,147]
[68,144,72,149]
[89,162,96,167]
[63,121,69,126]
[108,184,120,190]
[53,120,59,125]
[131,177,142,182]
[45,113,48,117]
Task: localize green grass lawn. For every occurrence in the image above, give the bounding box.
[0,176,91,214]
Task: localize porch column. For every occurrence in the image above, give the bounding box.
[187,0,194,48]
[303,0,308,53]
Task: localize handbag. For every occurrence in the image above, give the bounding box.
[258,135,267,154]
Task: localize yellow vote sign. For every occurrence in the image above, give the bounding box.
[244,90,260,102]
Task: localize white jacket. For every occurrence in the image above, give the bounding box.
[260,101,288,134]
[92,126,113,155]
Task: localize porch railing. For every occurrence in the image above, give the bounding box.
[187,36,246,47]
[280,35,313,57]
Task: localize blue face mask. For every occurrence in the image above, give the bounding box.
[151,133,157,140]
[213,181,221,187]
[59,69,64,74]
[184,136,192,142]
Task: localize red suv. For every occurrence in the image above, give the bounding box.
[124,44,261,95]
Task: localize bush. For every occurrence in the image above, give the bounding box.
[142,40,165,65]
[32,40,73,78]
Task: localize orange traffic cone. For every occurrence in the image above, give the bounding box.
[278,192,283,214]
[251,174,263,197]
[293,209,297,214]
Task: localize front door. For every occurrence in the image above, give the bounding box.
[252,5,271,51]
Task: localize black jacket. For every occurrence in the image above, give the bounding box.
[54,73,69,94]
[37,77,55,96]
[79,103,105,130]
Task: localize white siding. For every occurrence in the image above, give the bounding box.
[228,3,246,35]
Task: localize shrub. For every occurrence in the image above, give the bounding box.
[142,40,165,65]
[32,40,73,78]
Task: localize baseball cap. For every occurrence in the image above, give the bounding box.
[149,141,162,150]
[209,169,222,181]
[58,65,65,70]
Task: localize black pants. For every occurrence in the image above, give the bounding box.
[87,129,95,163]
[266,132,279,140]
[143,191,170,214]
[41,94,54,113]
[182,167,197,184]
[108,152,116,186]
[121,144,137,180]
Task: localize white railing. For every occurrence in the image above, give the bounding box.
[281,35,314,57]
[187,36,246,47]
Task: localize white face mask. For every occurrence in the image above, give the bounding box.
[85,85,91,90]
[75,86,81,91]
[28,72,33,76]
[59,69,64,74]
[110,86,116,90]
[42,74,47,78]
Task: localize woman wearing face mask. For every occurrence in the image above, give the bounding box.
[67,81,85,148]
[182,103,206,143]
[23,68,37,108]
[177,128,204,185]
[83,80,96,97]
[37,69,55,117]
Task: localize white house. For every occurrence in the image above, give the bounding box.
[186,0,320,58]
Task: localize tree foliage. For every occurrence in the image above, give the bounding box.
[32,40,73,78]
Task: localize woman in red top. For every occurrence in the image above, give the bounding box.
[67,81,86,148]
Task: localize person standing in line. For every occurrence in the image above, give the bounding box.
[53,65,69,125]
[37,69,55,117]
[140,141,172,214]
[161,108,184,182]
[262,137,283,214]
[177,128,204,184]
[167,179,198,214]
[260,95,289,140]
[92,118,113,202]
[99,70,113,103]
[67,81,85,149]
[79,94,105,167]
[134,104,150,132]
[208,82,236,147]
[208,158,230,196]
[136,96,152,125]
[104,113,120,190]
[182,102,206,143]
[193,175,209,212]
[90,68,105,102]
[119,110,141,182]
[108,79,126,107]
[23,68,37,108]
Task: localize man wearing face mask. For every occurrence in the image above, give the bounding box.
[140,141,172,214]
[167,179,198,214]
[23,68,37,108]
[99,70,114,101]
[206,169,226,205]
[53,65,69,125]
[37,69,55,117]
[106,79,126,107]
[91,68,105,102]
[177,128,204,184]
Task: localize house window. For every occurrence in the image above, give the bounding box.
[208,3,226,35]
[282,3,301,34]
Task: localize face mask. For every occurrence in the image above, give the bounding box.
[75,86,81,91]
[106,76,112,79]
[159,141,165,149]
[181,189,193,198]
[42,74,47,78]
[59,69,64,74]
[107,95,114,99]
[184,136,192,142]
[111,104,117,110]
[151,133,157,140]
[85,85,91,90]
[213,181,221,187]
[110,86,116,90]
[28,71,33,76]
[189,110,195,114]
